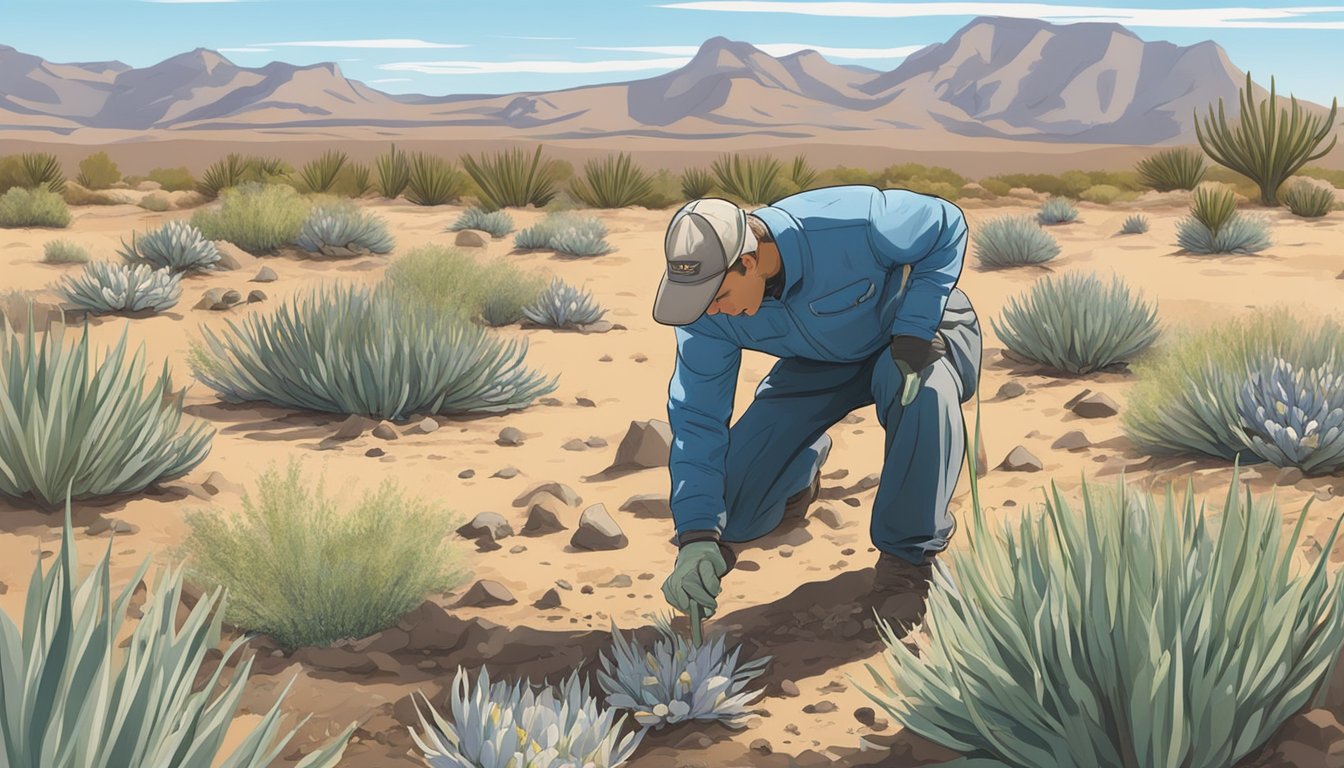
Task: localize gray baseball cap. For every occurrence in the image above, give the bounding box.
[654,198,758,326]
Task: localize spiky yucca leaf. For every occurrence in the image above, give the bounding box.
[413,666,643,768]
[405,153,466,206]
[1282,179,1335,217]
[461,146,561,211]
[299,149,347,194]
[0,496,354,767]
[1036,196,1078,224]
[710,153,787,205]
[295,202,395,256]
[347,161,372,196]
[522,278,606,327]
[58,261,182,314]
[972,216,1060,269]
[117,219,222,272]
[20,152,66,193]
[196,153,252,199]
[569,153,656,208]
[1119,214,1149,234]
[1135,147,1207,191]
[448,207,514,237]
[1176,213,1272,255]
[1191,183,1238,233]
[789,154,817,190]
[375,144,411,198]
[680,167,716,200]
[1235,356,1344,475]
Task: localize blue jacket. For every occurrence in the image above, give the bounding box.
[664,185,968,538]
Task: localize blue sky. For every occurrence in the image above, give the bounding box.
[4,1,1343,105]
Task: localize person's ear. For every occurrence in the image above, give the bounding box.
[738,252,758,273]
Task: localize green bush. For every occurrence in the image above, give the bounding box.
[978,169,1144,199]
[680,167,716,199]
[0,318,213,507]
[710,153,788,205]
[375,143,411,198]
[20,152,66,193]
[1119,214,1149,234]
[42,239,90,264]
[405,152,467,206]
[299,149,348,194]
[1079,183,1127,204]
[138,192,171,212]
[1123,308,1344,462]
[188,281,558,420]
[1282,179,1335,217]
[1176,213,1272,255]
[382,244,546,326]
[0,187,71,228]
[0,499,353,767]
[191,181,310,254]
[295,201,395,256]
[118,219,222,272]
[179,460,467,651]
[514,212,612,256]
[147,165,197,192]
[0,155,25,194]
[58,261,182,314]
[448,207,514,237]
[991,271,1160,374]
[1135,147,1207,191]
[1036,196,1079,224]
[973,216,1060,269]
[461,146,562,211]
[1299,166,1344,188]
[196,153,252,199]
[643,168,684,208]
[859,457,1344,768]
[1191,184,1238,233]
[569,152,655,208]
[75,150,121,189]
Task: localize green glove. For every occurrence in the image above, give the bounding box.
[661,541,727,620]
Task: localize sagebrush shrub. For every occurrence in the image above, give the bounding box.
[515,212,611,256]
[1236,356,1344,475]
[180,460,466,650]
[1282,179,1335,217]
[75,150,120,190]
[448,207,514,237]
[991,271,1160,374]
[0,187,71,228]
[42,239,90,264]
[189,281,558,419]
[522,278,606,327]
[138,193,171,212]
[972,216,1059,269]
[381,244,546,325]
[295,202,395,256]
[191,181,310,253]
[1036,196,1078,224]
[118,219,222,272]
[147,166,196,192]
[1119,214,1149,234]
[58,261,182,314]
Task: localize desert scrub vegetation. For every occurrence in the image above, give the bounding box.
[195,153,294,199]
[599,612,771,729]
[992,272,1160,375]
[191,181,311,254]
[817,162,969,201]
[1036,196,1078,224]
[1197,72,1338,206]
[514,211,613,256]
[75,150,121,189]
[58,261,183,314]
[118,219,222,272]
[147,165,197,191]
[0,187,71,228]
[680,166,716,199]
[18,152,67,194]
[0,318,212,507]
[138,192,171,211]
[711,153,789,206]
[41,238,90,264]
[413,666,644,768]
[522,277,607,328]
[1135,146,1207,191]
[375,143,412,198]
[569,152,656,208]
[448,206,515,237]
[295,201,395,257]
[1123,308,1344,472]
[0,500,354,767]
[382,244,547,327]
[188,281,558,420]
[1176,184,1271,255]
[179,460,466,650]
[1282,178,1336,217]
[1119,214,1149,234]
[977,169,1142,199]
[461,146,563,211]
[405,152,468,205]
[858,455,1344,768]
[298,149,347,194]
[972,216,1060,269]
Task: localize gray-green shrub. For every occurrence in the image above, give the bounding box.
[0,187,71,228]
[523,278,606,328]
[75,150,120,189]
[58,261,182,314]
[1282,179,1335,217]
[1176,213,1272,255]
[1119,214,1149,234]
[383,244,546,326]
[0,318,213,507]
[515,212,612,256]
[992,271,1159,374]
[972,216,1059,269]
[1236,356,1344,475]
[569,153,656,209]
[118,219,222,272]
[147,166,196,192]
[1036,196,1078,224]
[191,181,310,254]
[295,202,395,256]
[179,459,467,650]
[42,239,90,264]
[188,281,558,420]
[138,192,171,212]
[448,207,514,237]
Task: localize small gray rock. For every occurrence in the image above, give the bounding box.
[598,354,613,362]
[585,436,608,448]
[512,482,581,508]
[1071,391,1120,419]
[86,518,138,536]
[454,229,487,248]
[750,738,772,754]
[1051,430,1091,451]
[780,680,800,696]
[999,445,1043,472]
[457,512,513,542]
[562,439,587,451]
[619,493,671,518]
[497,427,524,446]
[853,473,880,492]
[251,266,278,283]
[220,289,242,306]
[509,544,526,553]
[372,421,399,440]
[365,447,385,457]
[576,397,596,407]
[523,496,568,535]
[212,242,245,270]
[492,466,520,479]
[453,580,517,608]
[201,470,245,496]
[458,469,475,479]
[194,288,226,310]
[598,574,632,588]
[997,381,1027,399]
[414,417,439,434]
[570,504,628,551]
[580,585,595,594]
[803,701,837,714]
[539,397,562,406]
[607,419,672,470]
[534,588,563,609]
[811,506,844,529]
[632,353,648,363]
[854,707,877,727]
[555,579,572,590]
[330,415,377,441]
[246,289,266,304]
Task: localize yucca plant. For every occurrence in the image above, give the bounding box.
[972,216,1060,269]
[298,149,348,194]
[42,239,90,264]
[188,281,558,420]
[680,167,716,200]
[0,498,354,767]
[117,219,222,272]
[0,316,213,507]
[248,155,292,183]
[1196,72,1339,206]
[0,187,71,228]
[1282,179,1335,217]
[710,153,787,205]
[789,154,817,191]
[1119,214,1149,234]
[375,143,412,198]
[569,153,656,208]
[191,181,311,254]
[58,261,183,314]
[348,161,372,197]
[1176,213,1272,255]
[295,202,395,256]
[413,666,644,768]
[598,612,772,730]
[405,153,466,206]
[448,207,514,237]
[992,271,1160,375]
[1037,196,1079,225]
[857,444,1344,768]
[461,146,561,211]
[196,153,252,199]
[1135,147,1207,191]
[1191,184,1238,233]
[522,278,607,328]
[1235,356,1344,475]
[21,151,66,194]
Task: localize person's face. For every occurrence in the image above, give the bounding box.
[704,253,766,317]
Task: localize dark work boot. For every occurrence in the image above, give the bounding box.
[871,551,934,626]
[783,470,821,519]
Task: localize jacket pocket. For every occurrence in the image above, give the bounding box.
[809,279,875,317]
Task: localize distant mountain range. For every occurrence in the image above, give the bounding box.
[0,16,1332,144]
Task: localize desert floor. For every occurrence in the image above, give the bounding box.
[2,186,1344,767]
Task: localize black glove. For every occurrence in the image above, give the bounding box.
[889,334,946,406]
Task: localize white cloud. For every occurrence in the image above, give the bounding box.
[379,57,694,75]
[584,43,925,58]
[218,47,270,53]
[492,35,578,41]
[251,39,468,49]
[657,2,1344,29]
[369,78,414,83]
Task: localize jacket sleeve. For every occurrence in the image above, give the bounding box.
[865,188,968,341]
[666,319,741,540]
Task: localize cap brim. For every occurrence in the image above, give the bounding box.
[653,271,723,326]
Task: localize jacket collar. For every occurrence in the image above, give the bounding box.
[750,206,808,300]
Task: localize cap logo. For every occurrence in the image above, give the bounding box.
[669,260,700,276]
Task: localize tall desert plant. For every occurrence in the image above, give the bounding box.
[680,167,716,200]
[569,152,656,208]
[789,154,818,191]
[20,152,66,194]
[1196,72,1339,206]
[405,153,466,206]
[347,161,372,196]
[461,145,561,211]
[298,149,348,194]
[196,153,252,199]
[710,153,787,205]
[375,143,412,198]
[1135,147,1207,191]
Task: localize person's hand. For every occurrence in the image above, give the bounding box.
[889,335,944,406]
[662,541,728,619]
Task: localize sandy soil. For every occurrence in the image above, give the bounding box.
[2,185,1344,767]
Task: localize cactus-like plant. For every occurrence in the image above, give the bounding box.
[1135,147,1207,191]
[569,152,656,208]
[1235,356,1344,475]
[1191,183,1238,234]
[117,219,222,272]
[375,143,411,198]
[448,207,515,237]
[413,666,643,768]
[1176,213,1272,255]
[295,202,395,256]
[196,153,252,199]
[680,167,716,200]
[1282,179,1335,217]
[598,613,772,730]
[710,153,788,205]
[58,261,182,314]
[299,149,348,194]
[789,154,817,191]
[522,278,607,327]
[991,271,1160,375]
[405,152,466,206]
[461,146,562,211]
[1036,196,1078,224]
[972,216,1060,269]
[1119,214,1149,234]
[1196,72,1339,206]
